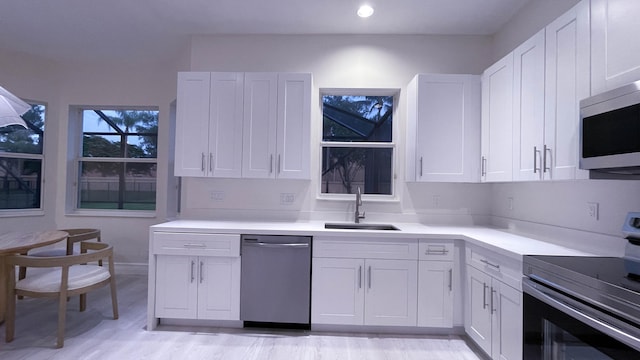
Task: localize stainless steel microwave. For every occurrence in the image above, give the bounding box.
[580,80,640,173]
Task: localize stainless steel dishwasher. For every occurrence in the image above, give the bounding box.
[240,235,312,327]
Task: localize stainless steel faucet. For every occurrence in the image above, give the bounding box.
[355,186,365,223]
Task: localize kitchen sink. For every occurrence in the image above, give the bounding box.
[324,223,399,231]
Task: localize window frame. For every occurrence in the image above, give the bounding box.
[67,106,159,217]
[0,100,46,216]
[317,88,399,202]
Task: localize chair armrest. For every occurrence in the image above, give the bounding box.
[6,244,113,269]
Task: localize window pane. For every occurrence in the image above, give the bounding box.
[321,147,392,195]
[78,161,156,210]
[0,157,41,209]
[0,104,45,155]
[322,95,393,142]
[82,109,158,159]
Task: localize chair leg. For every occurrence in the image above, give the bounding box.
[110,277,119,319]
[79,294,86,312]
[5,289,16,343]
[57,291,68,348]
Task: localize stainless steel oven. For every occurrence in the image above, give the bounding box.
[522,212,640,359]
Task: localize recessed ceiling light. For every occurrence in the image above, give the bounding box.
[357,5,374,18]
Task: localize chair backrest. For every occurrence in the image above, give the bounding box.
[58,228,101,255]
[7,241,113,271]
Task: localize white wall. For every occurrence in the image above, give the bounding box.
[0,53,179,267]
[488,0,639,254]
[180,34,494,224]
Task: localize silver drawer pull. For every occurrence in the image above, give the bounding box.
[480,259,500,270]
[425,248,449,255]
[183,243,207,248]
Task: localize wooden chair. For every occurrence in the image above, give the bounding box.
[19,228,101,281]
[5,241,118,348]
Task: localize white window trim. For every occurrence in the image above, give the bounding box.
[317,88,400,202]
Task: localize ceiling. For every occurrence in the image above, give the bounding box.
[0,0,530,64]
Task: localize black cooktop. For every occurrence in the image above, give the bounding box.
[524,255,640,326]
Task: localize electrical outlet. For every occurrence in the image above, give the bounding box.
[433,195,440,208]
[280,193,295,205]
[508,197,514,211]
[587,202,599,220]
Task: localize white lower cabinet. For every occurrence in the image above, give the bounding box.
[311,237,418,327]
[465,248,523,360]
[417,241,455,328]
[311,257,417,326]
[155,255,241,320]
[148,231,241,328]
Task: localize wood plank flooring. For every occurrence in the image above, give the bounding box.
[0,274,483,359]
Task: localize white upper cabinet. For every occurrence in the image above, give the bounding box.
[242,73,278,178]
[242,73,311,179]
[544,0,590,180]
[407,74,481,182]
[591,0,640,94]
[175,72,244,178]
[512,29,546,182]
[175,72,214,177]
[175,71,311,179]
[481,53,514,182]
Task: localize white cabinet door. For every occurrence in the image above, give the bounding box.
[155,255,198,319]
[512,29,546,182]
[417,260,453,328]
[481,53,514,182]
[311,257,365,325]
[492,280,523,360]
[591,0,640,94]
[544,0,590,180]
[197,256,241,321]
[407,74,481,182]
[175,72,210,177]
[209,72,244,178]
[465,265,492,356]
[276,73,311,179]
[364,259,418,326]
[242,73,278,178]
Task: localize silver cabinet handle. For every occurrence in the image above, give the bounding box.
[368,266,372,289]
[190,260,195,283]
[419,156,423,177]
[183,243,207,248]
[533,146,541,174]
[481,156,487,177]
[543,145,551,173]
[425,246,448,255]
[358,266,362,289]
[209,153,214,173]
[491,287,497,314]
[201,153,205,172]
[278,154,281,174]
[200,261,204,284]
[480,259,501,270]
[483,283,489,309]
[269,154,273,174]
[448,268,453,292]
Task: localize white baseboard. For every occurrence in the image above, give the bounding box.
[115,262,148,276]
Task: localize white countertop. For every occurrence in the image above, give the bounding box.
[151,220,595,260]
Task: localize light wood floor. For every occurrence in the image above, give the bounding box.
[0,274,484,359]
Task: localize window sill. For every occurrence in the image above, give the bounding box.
[0,209,45,218]
[66,209,157,218]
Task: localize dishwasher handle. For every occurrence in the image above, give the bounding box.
[242,239,309,248]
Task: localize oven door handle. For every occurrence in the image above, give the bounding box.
[523,278,640,352]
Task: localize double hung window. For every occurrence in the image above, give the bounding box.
[321,93,395,197]
[75,108,158,211]
[0,103,45,211]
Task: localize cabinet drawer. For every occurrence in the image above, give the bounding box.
[153,232,240,257]
[466,246,522,290]
[419,241,454,261]
[313,237,418,260]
